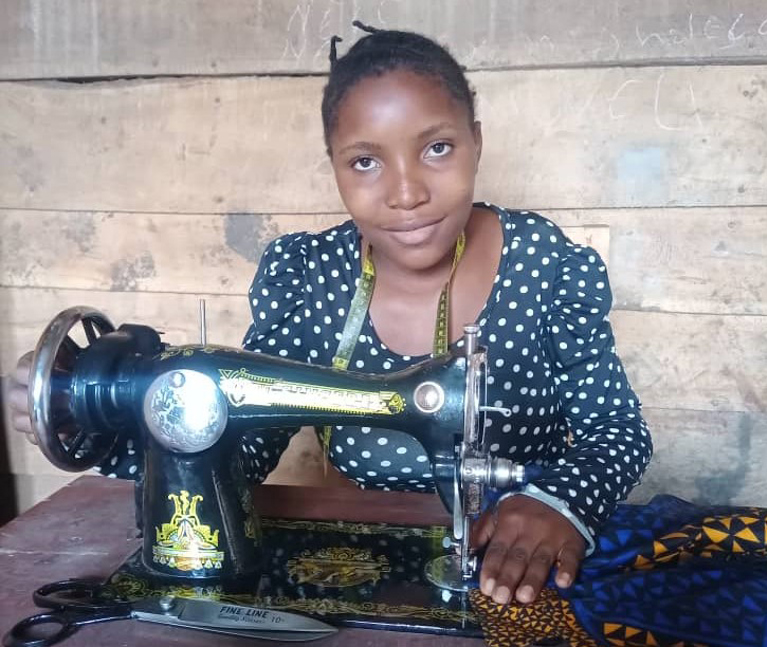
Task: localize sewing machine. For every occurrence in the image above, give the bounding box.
[27,306,529,592]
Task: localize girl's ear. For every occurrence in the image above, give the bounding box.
[472,120,483,170]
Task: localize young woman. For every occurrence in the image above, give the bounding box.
[10,23,652,607]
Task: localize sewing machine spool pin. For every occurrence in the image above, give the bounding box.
[199,299,207,346]
[28,307,530,589]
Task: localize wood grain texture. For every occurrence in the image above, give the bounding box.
[2,473,78,517]
[2,66,766,213]
[629,408,767,506]
[2,0,767,79]
[611,309,767,414]
[551,207,767,316]
[0,211,341,295]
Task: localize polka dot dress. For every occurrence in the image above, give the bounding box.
[102,204,653,544]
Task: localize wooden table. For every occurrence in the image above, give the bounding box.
[0,476,485,646]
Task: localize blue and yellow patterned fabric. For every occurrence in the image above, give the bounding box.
[470,495,767,647]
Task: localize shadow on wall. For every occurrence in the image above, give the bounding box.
[0,386,19,525]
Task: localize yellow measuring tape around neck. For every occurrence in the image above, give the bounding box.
[322,231,467,469]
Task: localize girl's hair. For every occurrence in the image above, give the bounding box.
[321,21,475,153]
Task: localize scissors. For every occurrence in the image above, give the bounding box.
[3,579,337,646]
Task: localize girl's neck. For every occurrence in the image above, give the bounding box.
[366,240,459,294]
[363,206,502,356]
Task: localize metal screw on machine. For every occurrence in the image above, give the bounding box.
[463,323,479,354]
[158,595,176,612]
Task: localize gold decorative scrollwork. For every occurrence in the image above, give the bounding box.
[286,547,390,588]
[159,345,219,361]
[261,518,447,539]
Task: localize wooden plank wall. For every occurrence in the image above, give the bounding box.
[1,1,766,523]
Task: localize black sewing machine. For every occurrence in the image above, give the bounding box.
[27,306,528,592]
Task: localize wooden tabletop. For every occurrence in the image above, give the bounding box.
[0,476,485,647]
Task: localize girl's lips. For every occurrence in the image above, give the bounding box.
[386,219,442,246]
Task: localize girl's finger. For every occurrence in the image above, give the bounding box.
[8,384,30,413]
[554,543,584,588]
[469,508,496,551]
[514,544,555,603]
[14,351,34,385]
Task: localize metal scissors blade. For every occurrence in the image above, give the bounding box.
[4,580,336,646]
[132,597,337,642]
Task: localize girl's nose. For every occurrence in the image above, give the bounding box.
[385,164,429,211]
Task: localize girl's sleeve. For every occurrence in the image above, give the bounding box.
[513,243,653,549]
[92,435,142,480]
[238,233,313,483]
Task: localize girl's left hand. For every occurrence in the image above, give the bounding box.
[470,494,586,604]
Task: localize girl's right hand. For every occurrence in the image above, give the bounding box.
[9,351,37,445]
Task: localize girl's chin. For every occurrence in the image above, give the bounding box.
[382,244,459,275]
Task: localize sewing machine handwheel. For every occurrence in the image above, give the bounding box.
[28,307,117,471]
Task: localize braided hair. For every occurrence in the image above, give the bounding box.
[322,21,475,154]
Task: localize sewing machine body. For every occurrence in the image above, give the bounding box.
[29,307,523,587]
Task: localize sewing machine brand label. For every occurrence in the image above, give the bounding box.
[215,605,285,625]
[218,368,405,415]
[153,490,225,572]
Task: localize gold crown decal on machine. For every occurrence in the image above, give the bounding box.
[153,490,225,572]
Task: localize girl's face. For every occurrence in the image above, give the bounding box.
[329,68,482,273]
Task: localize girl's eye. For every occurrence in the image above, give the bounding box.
[352,157,380,171]
[425,142,452,158]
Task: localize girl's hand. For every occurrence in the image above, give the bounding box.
[9,351,36,444]
[471,494,586,604]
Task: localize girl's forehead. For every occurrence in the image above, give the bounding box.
[333,69,471,138]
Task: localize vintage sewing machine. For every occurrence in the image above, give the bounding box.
[27,306,530,592]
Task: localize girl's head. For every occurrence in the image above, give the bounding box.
[322,23,482,273]
[322,23,476,154]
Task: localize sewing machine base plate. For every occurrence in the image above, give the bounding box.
[108,516,481,636]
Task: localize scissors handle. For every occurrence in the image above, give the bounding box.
[3,612,77,647]
[33,579,120,611]
[4,607,132,647]
[3,580,133,647]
